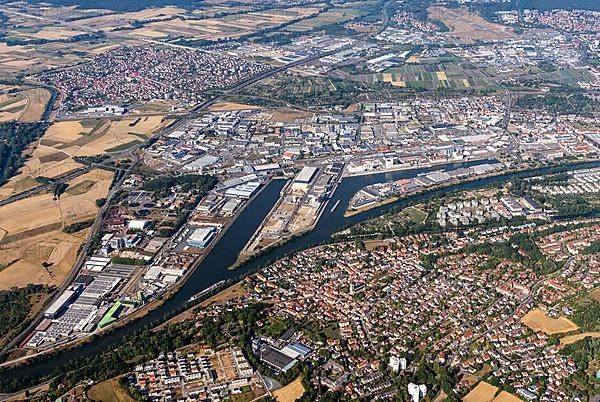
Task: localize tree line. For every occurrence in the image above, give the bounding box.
[0,122,49,185]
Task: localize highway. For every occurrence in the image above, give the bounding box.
[375,0,393,35]
[0,39,347,357]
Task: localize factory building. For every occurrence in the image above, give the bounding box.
[291,166,319,191]
[188,226,217,248]
[44,289,77,319]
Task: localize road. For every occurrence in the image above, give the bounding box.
[375,0,393,35]
[503,88,512,129]
[450,255,575,371]
[0,155,134,354]
[0,36,349,357]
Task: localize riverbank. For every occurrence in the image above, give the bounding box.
[233,178,290,268]
[342,160,591,218]
[343,168,505,218]
[233,168,344,269]
[0,178,275,370]
[342,156,490,178]
[2,160,600,385]
[152,282,247,331]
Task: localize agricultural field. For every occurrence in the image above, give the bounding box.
[87,377,135,402]
[524,68,596,86]
[131,6,322,40]
[427,6,515,43]
[0,88,51,122]
[462,382,523,402]
[0,40,112,79]
[283,7,365,32]
[19,88,52,121]
[364,63,495,91]
[463,381,498,402]
[68,6,188,31]
[0,169,113,289]
[0,6,87,40]
[0,115,170,199]
[493,391,523,402]
[560,332,600,345]
[0,92,28,122]
[0,5,141,79]
[239,74,373,108]
[521,309,579,335]
[272,376,305,402]
[208,101,259,111]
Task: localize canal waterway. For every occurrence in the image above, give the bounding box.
[3,159,600,381]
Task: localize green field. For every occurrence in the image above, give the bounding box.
[366,63,496,90]
[284,8,365,32]
[403,206,428,224]
[529,69,594,86]
[105,140,142,153]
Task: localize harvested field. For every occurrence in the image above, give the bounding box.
[88,377,135,402]
[493,391,523,402]
[208,101,259,111]
[132,6,321,40]
[427,6,515,43]
[273,376,305,402]
[66,180,96,196]
[521,309,579,335]
[268,107,313,122]
[0,169,113,289]
[19,88,52,122]
[0,143,82,199]
[560,332,600,345]
[284,7,362,32]
[0,93,27,121]
[69,6,187,31]
[15,26,86,41]
[463,381,498,402]
[0,193,61,236]
[0,231,85,290]
[0,116,169,199]
[71,116,171,156]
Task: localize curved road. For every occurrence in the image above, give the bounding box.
[0,42,349,356]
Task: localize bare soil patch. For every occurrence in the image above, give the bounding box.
[521,309,579,335]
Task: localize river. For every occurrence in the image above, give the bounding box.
[3,158,599,382]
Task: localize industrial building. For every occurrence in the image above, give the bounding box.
[187,226,217,248]
[224,181,261,199]
[128,219,150,231]
[44,289,78,319]
[291,166,319,191]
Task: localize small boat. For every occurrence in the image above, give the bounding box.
[330,200,341,212]
[189,280,226,302]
